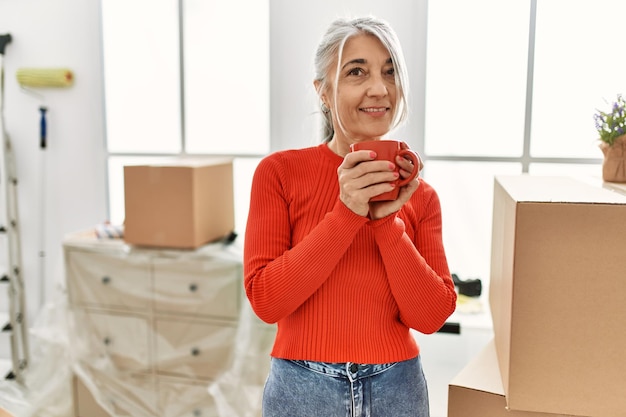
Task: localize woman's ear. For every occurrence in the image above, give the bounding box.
[313,79,321,93]
[314,80,327,104]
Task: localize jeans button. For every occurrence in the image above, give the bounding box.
[349,363,358,373]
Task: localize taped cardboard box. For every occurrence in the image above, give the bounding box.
[448,340,575,417]
[124,159,234,249]
[489,175,626,417]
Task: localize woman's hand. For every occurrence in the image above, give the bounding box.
[338,151,420,219]
[337,150,399,217]
[368,154,420,219]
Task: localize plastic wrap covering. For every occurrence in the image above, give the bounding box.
[62,230,275,417]
[64,231,275,417]
[0,291,75,417]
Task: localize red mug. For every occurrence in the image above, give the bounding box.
[350,140,420,201]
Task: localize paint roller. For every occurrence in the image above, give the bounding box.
[16,67,74,88]
[15,67,75,147]
[15,66,74,308]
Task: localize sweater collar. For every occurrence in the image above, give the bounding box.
[319,143,344,165]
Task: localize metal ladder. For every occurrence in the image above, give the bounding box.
[0,33,29,385]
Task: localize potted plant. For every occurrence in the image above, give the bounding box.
[594,95,626,183]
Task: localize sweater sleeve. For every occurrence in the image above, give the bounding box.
[243,154,368,324]
[370,184,457,334]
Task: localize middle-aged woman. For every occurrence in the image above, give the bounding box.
[244,15,457,417]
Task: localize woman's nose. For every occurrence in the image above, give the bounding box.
[366,74,388,97]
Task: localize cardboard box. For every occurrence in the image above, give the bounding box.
[448,339,574,417]
[489,175,626,417]
[73,375,111,417]
[124,159,234,249]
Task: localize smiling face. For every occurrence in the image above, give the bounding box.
[318,33,397,155]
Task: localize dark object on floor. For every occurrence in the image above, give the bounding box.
[437,321,461,334]
[452,273,482,297]
[223,231,238,244]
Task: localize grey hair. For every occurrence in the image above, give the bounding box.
[313,16,410,143]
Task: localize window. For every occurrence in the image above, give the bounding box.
[423,0,615,285]
[102,0,269,233]
[182,0,270,155]
[101,0,182,154]
[530,0,626,157]
[425,0,529,157]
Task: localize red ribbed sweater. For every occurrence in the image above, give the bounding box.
[244,143,457,364]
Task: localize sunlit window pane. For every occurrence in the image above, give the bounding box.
[422,162,522,282]
[183,0,270,155]
[531,0,626,159]
[425,0,530,157]
[102,0,182,153]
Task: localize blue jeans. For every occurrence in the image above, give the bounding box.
[263,356,430,417]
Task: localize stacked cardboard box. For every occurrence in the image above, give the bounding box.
[449,175,626,417]
[448,340,573,417]
[123,158,235,249]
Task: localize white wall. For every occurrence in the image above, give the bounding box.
[0,0,107,320]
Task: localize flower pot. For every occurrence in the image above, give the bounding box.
[599,135,626,183]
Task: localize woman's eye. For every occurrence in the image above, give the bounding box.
[347,67,364,76]
[385,67,395,76]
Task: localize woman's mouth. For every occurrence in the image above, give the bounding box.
[360,107,389,116]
